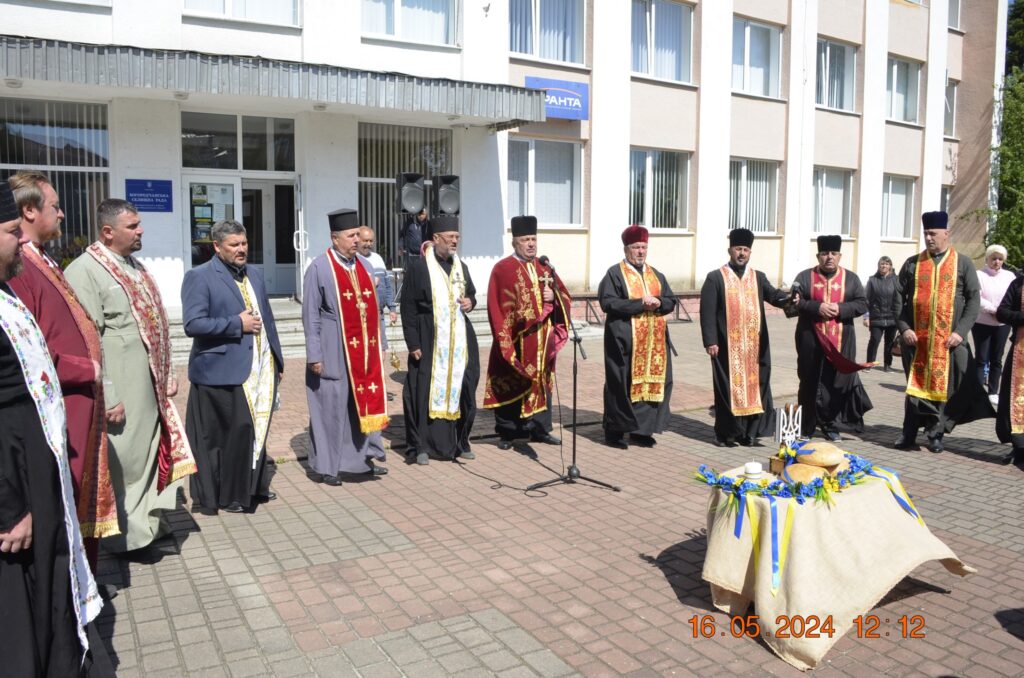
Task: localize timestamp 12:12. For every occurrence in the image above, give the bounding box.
[853,614,926,638]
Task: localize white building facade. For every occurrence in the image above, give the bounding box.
[0,0,1008,307]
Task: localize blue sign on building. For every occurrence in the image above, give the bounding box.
[125,179,173,213]
[525,76,589,121]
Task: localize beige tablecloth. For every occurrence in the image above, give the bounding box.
[701,472,975,671]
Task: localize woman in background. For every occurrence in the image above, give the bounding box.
[974,244,1016,406]
[864,256,898,372]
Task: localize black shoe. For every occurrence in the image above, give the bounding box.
[497,438,513,451]
[883,365,892,373]
[629,433,656,448]
[323,475,342,486]
[928,436,944,453]
[894,436,918,450]
[387,392,395,402]
[222,502,245,513]
[366,464,388,475]
[737,436,754,447]
[531,433,560,445]
[714,437,737,448]
[605,435,628,450]
[821,430,841,442]
[458,450,475,460]
[257,491,277,502]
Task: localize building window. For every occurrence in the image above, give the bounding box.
[816,39,855,111]
[948,0,960,29]
[629,148,689,230]
[362,0,457,45]
[508,137,582,226]
[882,175,915,239]
[631,1,693,83]
[184,0,300,26]
[941,185,952,213]
[813,167,853,235]
[0,97,110,266]
[510,0,584,64]
[732,17,781,98]
[944,80,957,137]
[886,56,921,123]
[182,112,294,171]
[357,122,452,266]
[729,158,778,232]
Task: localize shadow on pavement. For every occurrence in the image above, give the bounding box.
[641,529,717,613]
[995,608,1024,642]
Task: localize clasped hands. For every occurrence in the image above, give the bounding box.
[817,302,840,319]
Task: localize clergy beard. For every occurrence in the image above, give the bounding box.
[0,254,23,281]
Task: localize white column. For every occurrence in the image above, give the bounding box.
[586,0,633,290]
[457,126,505,299]
[780,0,818,284]
[693,1,735,286]
[853,1,890,281]
[989,0,1010,215]
[919,0,949,214]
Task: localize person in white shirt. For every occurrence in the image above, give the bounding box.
[973,244,1016,406]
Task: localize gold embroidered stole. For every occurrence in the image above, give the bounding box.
[236,278,275,468]
[1010,286,1024,433]
[721,264,763,415]
[906,249,958,402]
[425,245,469,420]
[619,262,667,403]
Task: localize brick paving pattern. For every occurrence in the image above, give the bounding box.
[94,316,1024,676]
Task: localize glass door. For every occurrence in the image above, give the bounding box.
[183,175,241,268]
[242,180,296,295]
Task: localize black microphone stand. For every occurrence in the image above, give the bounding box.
[527,269,621,493]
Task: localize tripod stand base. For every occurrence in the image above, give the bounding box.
[526,464,622,492]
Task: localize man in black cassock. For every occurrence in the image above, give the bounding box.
[598,224,677,449]
[400,215,479,465]
[791,234,872,440]
[0,181,108,676]
[995,271,1024,467]
[700,228,789,446]
[894,211,993,453]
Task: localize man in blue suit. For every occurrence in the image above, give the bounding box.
[182,219,284,514]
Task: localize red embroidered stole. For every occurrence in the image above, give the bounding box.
[23,246,118,538]
[720,264,763,415]
[620,262,667,403]
[907,249,958,402]
[85,244,196,489]
[810,268,872,374]
[1010,286,1024,433]
[327,251,389,433]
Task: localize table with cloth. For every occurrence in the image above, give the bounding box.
[700,464,974,671]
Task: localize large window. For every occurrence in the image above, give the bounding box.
[886,57,921,123]
[184,0,299,26]
[944,80,957,137]
[729,158,778,232]
[362,0,457,45]
[816,39,855,111]
[948,0,960,29]
[508,138,582,226]
[631,0,692,83]
[732,17,781,98]
[813,167,853,235]
[182,112,294,171]
[882,175,915,239]
[510,0,584,64]
[629,148,689,230]
[358,123,451,266]
[0,97,110,266]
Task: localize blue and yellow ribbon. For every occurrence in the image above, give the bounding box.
[865,465,925,525]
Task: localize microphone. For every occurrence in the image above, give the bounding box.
[784,281,801,318]
[789,280,802,303]
[539,255,553,271]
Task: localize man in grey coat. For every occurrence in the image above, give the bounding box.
[302,209,388,486]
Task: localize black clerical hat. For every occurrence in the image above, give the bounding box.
[816,235,842,253]
[431,215,459,234]
[729,228,754,248]
[921,211,948,230]
[328,208,359,232]
[511,215,537,237]
[0,179,17,222]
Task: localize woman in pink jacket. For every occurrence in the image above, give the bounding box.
[973,244,1017,405]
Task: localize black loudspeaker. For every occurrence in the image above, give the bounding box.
[432,175,460,215]
[396,172,425,214]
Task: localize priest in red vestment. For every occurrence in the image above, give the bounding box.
[483,215,571,450]
[6,171,118,572]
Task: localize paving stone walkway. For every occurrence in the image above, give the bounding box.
[94,316,1024,677]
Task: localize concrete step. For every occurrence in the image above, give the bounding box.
[169,298,603,364]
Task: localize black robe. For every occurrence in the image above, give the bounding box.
[792,267,873,436]
[699,265,789,441]
[895,250,994,436]
[598,262,676,437]
[400,253,480,459]
[995,274,1024,449]
[0,294,83,677]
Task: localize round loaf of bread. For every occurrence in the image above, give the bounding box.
[785,463,827,484]
[795,441,846,468]
[825,458,850,475]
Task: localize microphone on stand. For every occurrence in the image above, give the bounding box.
[784,280,802,318]
[537,255,586,361]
